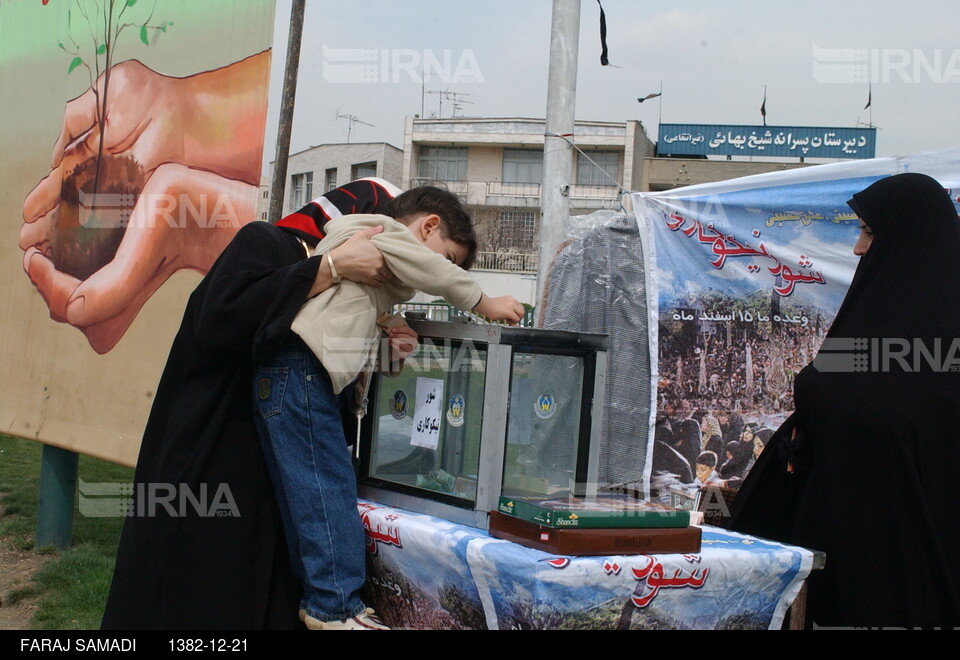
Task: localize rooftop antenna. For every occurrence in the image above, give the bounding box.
[447,91,475,117]
[421,69,432,117]
[335,109,374,143]
[424,89,474,118]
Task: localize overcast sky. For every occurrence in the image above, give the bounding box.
[264,0,960,172]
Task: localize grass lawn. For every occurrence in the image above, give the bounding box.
[0,433,133,629]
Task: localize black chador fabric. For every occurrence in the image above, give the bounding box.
[102,182,393,629]
[729,173,960,629]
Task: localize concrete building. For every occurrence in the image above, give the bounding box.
[645,154,812,191]
[400,116,661,302]
[274,142,404,216]
[256,176,270,222]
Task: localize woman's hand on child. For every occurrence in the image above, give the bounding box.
[311,226,393,297]
[331,225,393,287]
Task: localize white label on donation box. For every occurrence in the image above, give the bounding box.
[410,377,443,450]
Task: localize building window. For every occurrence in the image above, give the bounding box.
[576,150,620,186]
[262,189,269,199]
[502,148,543,184]
[325,168,338,192]
[418,146,467,182]
[291,172,314,209]
[497,210,538,251]
[352,162,377,180]
[291,174,304,209]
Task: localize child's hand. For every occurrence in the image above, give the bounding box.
[388,326,419,360]
[474,294,525,325]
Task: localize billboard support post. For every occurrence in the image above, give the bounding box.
[35,445,79,550]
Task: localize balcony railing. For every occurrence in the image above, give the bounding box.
[410,178,618,204]
[486,181,541,198]
[473,251,538,273]
[568,183,620,199]
[410,178,469,195]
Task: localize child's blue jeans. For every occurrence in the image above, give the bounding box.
[253,340,366,622]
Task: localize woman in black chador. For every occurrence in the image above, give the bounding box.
[101,180,398,629]
[729,173,960,628]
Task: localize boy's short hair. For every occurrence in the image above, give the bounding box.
[696,451,718,469]
[385,186,478,270]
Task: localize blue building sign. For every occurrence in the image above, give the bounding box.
[658,123,876,159]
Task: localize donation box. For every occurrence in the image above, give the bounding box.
[358,318,609,528]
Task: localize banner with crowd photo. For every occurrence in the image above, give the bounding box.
[632,148,960,500]
[0,0,276,465]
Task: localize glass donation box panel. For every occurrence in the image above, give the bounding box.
[358,318,609,528]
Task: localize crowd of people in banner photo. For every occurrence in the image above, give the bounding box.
[651,294,828,492]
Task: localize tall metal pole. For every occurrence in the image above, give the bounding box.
[536,0,581,321]
[268,0,306,223]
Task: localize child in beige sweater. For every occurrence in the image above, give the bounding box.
[256,186,522,629]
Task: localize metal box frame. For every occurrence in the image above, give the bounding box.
[358,319,608,528]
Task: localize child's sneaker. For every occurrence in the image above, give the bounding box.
[300,607,390,630]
